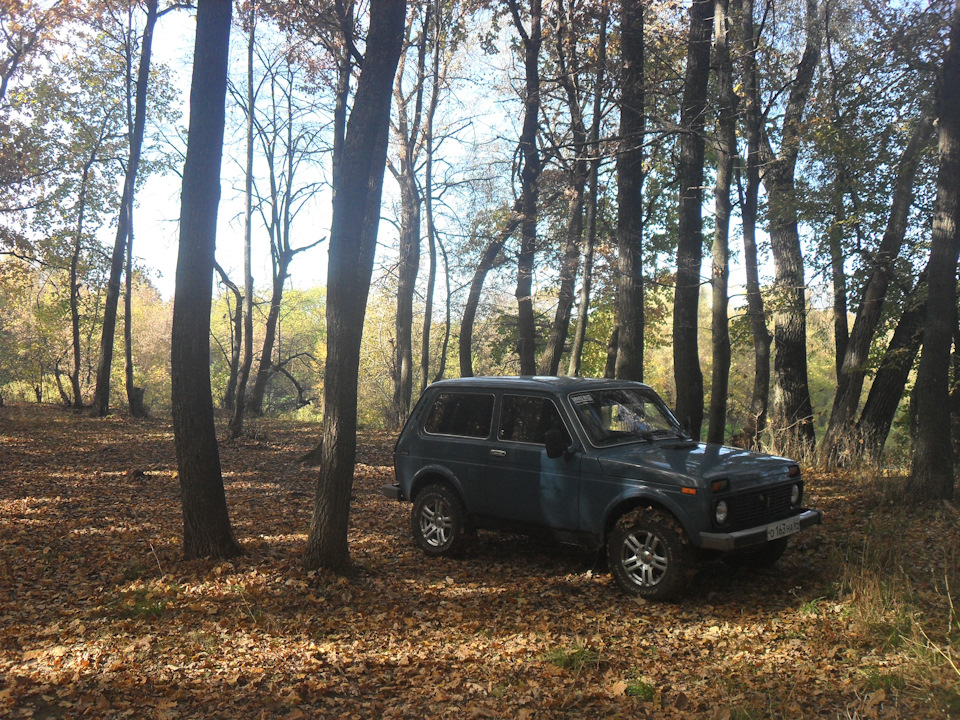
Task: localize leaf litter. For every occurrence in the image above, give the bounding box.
[1,404,957,718]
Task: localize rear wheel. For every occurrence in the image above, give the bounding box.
[608,508,691,601]
[411,483,466,557]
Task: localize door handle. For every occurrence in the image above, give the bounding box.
[489,449,506,457]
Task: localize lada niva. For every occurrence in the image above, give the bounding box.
[381,376,822,600]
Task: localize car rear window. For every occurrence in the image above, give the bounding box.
[423,392,494,438]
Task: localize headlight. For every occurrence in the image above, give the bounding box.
[791,484,801,506]
[715,500,729,525]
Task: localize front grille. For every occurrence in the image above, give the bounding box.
[723,483,799,531]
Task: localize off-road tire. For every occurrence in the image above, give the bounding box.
[410,483,467,557]
[608,508,692,601]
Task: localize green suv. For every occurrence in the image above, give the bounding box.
[381,376,822,600]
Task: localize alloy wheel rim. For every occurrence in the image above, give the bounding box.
[419,498,453,547]
[621,530,667,587]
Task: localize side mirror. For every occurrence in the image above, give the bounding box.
[544,428,572,460]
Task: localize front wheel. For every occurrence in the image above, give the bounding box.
[411,483,466,557]
[608,508,691,601]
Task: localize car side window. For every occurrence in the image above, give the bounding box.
[498,395,571,445]
[423,392,494,438]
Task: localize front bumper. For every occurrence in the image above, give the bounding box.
[381,483,404,501]
[698,508,823,551]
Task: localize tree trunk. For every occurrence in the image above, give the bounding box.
[420,2,442,393]
[303,0,405,573]
[70,147,100,409]
[510,0,542,376]
[673,0,712,438]
[707,0,736,446]
[229,5,257,440]
[821,111,934,457]
[737,0,771,449]
[392,160,421,424]
[248,250,292,414]
[390,10,427,426]
[124,219,147,418]
[615,0,645,382]
[538,0,588,377]
[171,0,241,561]
[459,201,523,377]
[214,262,242,410]
[760,0,820,451]
[857,273,927,463]
[92,0,158,417]
[568,9,607,378]
[909,0,960,501]
[69,192,84,408]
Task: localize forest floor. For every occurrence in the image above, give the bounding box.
[0,403,958,719]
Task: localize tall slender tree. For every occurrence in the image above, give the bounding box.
[92,0,160,417]
[760,0,821,450]
[615,0,645,382]
[508,0,543,376]
[737,0,772,448]
[228,2,257,439]
[673,0,713,438]
[303,0,405,572]
[171,0,241,561]
[707,0,736,445]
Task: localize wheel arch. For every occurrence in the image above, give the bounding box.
[602,492,694,546]
[408,466,464,503]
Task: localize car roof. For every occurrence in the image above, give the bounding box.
[428,376,654,393]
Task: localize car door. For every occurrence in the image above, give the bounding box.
[414,390,496,507]
[479,393,581,530]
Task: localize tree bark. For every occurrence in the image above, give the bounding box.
[92,0,158,417]
[615,0,645,382]
[673,0,713,438]
[707,0,736,445]
[303,0,405,573]
[737,0,771,449]
[171,0,241,561]
[760,0,821,451]
[909,0,960,501]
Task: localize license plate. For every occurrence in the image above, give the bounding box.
[766,516,800,540]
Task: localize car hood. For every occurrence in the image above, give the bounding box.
[597,441,796,488]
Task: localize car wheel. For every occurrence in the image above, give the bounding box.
[723,537,789,569]
[411,483,466,557]
[608,508,690,601]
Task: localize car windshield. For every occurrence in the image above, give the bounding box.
[568,387,687,446]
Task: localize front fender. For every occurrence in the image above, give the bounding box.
[601,488,701,545]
